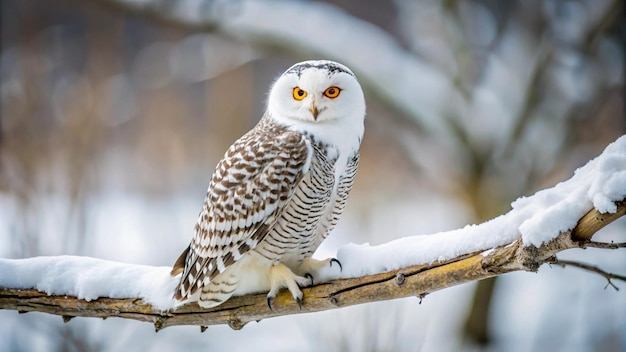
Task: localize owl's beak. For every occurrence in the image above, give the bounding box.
[310,104,319,120]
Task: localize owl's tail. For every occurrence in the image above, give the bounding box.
[171,246,191,301]
[171,245,239,308]
[171,246,190,277]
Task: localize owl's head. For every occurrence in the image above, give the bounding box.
[267,60,365,126]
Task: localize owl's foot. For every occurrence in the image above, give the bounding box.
[330,258,342,271]
[267,262,312,311]
[295,257,343,285]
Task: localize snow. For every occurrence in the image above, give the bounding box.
[330,135,626,278]
[0,136,624,307]
[0,256,177,310]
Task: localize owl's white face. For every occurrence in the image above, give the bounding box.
[267,60,366,127]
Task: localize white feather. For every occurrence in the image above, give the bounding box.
[267,60,365,190]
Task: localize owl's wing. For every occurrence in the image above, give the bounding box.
[172,129,309,301]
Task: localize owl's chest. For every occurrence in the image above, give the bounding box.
[253,141,344,265]
[286,143,337,220]
[309,141,338,183]
[275,142,338,229]
[302,135,344,190]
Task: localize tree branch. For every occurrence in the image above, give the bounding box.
[581,241,626,249]
[548,258,626,291]
[1,201,624,331]
[571,201,626,240]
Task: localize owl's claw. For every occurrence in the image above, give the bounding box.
[330,258,342,272]
[267,295,303,311]
[297,257,342,278]
[267,262,308,312]
[304,273,314,286]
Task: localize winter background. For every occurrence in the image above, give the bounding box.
[1,0,625,351]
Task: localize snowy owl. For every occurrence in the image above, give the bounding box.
[171,60,366,310]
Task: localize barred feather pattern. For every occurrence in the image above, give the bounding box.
[309,152,359,254]
[254,139,337,267]
[172,114,360,307]
[172,115,309,302]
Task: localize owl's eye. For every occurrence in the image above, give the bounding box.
[323,86,341,99]
[293,87,307,101]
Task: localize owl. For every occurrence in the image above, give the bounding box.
[171,60,366,310]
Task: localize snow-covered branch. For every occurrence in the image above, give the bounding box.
[1,136,625,330]
[0,201,624,331]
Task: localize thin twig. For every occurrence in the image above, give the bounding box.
[549,258,626,291]
[581,241,626,250]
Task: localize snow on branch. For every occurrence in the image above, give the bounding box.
[1,137,625,330]
[0,204,624,331]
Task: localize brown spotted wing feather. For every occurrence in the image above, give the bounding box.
[172,117,309,300]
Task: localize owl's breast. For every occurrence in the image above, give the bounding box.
[253,139,337,267]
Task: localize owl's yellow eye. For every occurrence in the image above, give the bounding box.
[293,87,307,101]
[323,86,341,99]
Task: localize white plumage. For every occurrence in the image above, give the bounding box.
[172,60,366,309]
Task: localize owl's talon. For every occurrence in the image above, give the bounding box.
[267,296,273,311]
[267,262,308,311]
[296,297,302,310]
[330,258,342,272]
[304,273,314,286]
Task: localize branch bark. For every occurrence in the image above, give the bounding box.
[1,201,624,331]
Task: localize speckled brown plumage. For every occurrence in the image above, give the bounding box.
[171,60,365,309]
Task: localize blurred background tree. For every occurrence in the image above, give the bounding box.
[1,0,624,351]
